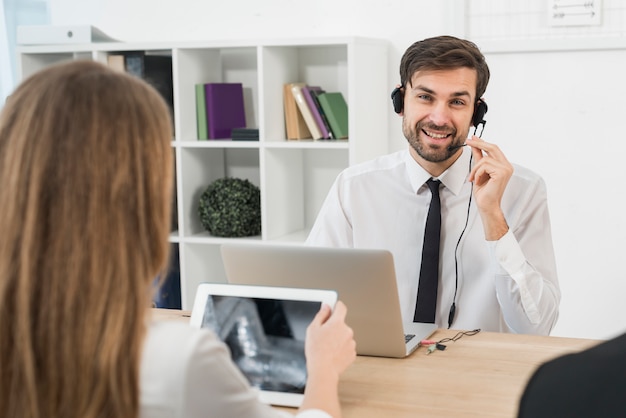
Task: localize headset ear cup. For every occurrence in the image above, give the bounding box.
[472,100,488,127]
[391,87,404,114]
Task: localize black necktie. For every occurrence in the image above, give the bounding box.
[414,179,441,323]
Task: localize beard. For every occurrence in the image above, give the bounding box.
[403,117,468,163]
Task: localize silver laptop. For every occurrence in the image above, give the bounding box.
[189,282,338,407]
[221,243,437,358]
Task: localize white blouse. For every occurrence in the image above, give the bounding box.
[140,321,331,418]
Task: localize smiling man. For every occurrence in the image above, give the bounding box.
[306,36,560,335]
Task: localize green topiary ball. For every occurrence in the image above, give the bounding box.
[198,177,261,237]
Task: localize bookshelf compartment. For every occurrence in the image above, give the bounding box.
[179,146,261,238]
[260,44,348,143]
[179,242,226,308]
[153,243,182,309]
[175,47,259,142]
[18,51,92,79]
[262,147,348,241]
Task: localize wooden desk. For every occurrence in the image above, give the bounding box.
[151,309,600,418]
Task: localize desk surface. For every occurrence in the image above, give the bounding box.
[150,309,599,418]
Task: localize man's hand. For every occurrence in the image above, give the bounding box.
[467,135,513,241]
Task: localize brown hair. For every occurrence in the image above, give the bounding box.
[399,35,491,100]
[0,60,174,418]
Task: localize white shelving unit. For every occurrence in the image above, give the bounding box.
[17,37,389,308]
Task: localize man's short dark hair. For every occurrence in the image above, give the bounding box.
[399,35,490,100]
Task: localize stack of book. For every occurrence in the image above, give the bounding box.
[194,82,248,140]
[283,82,348,141]
[231,128,259,141]
[107,52,174,121]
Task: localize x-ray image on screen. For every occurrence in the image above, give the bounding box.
[201,295,320,394]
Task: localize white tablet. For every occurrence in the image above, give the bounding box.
[189,283,338,407]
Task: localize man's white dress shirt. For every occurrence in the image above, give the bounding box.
[307,148,560,335]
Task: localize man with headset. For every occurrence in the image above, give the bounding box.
[306,35,560,335]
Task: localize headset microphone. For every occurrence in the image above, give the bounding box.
[446,99,488,154]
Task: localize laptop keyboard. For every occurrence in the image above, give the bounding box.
[405,334,416,343]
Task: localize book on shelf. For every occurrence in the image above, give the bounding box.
[283,83,312,140]
[195,84,208,140]
[143,55,174,115]
[231,128,259,141]
[301,85,332,139]
[310,89,336,140]
[316,92,349,139]
[106,54,125,72]
[107,52,174,120]
[291,83,324,140]
[152,244,181,309]
[204,83,247,139]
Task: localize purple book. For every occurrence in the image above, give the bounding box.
[301,86,331,139]
[204,83,247,139]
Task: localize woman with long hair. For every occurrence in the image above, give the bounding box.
[0,60,355,418]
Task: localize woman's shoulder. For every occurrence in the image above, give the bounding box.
[145,321,211,346]
[140,322,228,417]
[140,321,279,418]
[141,321,229,378]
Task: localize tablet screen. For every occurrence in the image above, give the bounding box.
[199,295,320,395]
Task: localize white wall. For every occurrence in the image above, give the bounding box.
[485,48,626,340]
[48,0,626,340]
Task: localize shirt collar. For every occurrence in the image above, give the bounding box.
[404,147,472,196]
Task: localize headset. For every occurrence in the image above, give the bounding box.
[390,85,488,129]
[390,84,488,328]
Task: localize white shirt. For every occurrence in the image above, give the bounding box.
[140,321,331,418]
[307,148,560,335]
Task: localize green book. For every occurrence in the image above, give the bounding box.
[316,92,348,139]
[195,83,208,140]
